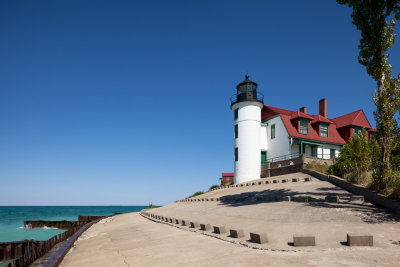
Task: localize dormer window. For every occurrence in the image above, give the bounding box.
[354,126,362,135]
[299,119,309,135]
[320,123,329,138]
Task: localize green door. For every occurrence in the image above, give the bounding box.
[330,149,335,159]
[311,145,318,158]
[261,151,267,165]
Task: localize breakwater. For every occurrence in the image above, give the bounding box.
[24,215,106,230]
[0,215,108,267]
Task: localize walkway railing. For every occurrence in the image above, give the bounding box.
[267,152,301,163]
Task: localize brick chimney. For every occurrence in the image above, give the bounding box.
[299,107,307,113]
[319,98,327,117]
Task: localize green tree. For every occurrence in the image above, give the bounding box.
[337,0,400,179]
[329,129,374,185]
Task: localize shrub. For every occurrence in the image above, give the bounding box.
[188,191,204,198]
[221,180,233,186]
[328,129,374,186]
[209,185,220,191]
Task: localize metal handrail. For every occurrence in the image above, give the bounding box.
[230,92,264,104]
[267,152,301,163]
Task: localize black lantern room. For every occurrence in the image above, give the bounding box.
[231,75,264,106]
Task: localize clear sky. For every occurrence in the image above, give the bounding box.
[1,1,399,206]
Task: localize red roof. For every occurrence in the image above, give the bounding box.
[290,111,314,120]
[222,173,234,177]
[311,114,333,124]
[262,105,375,145]
[331,109,373,129]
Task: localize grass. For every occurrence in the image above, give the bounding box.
[304,160,330,174]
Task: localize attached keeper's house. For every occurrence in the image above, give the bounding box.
[231,75,376,184]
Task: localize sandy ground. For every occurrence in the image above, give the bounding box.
[61,173,400,266]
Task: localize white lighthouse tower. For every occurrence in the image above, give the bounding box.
[230,75,264,184]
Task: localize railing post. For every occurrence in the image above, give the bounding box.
[266,162,271,177]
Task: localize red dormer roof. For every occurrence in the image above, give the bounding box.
[290,111,314,120]
[331,109,373,129]
[311,114,333,124]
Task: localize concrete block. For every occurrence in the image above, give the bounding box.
[349,195,364,203]
[169,218,174,223]
[165,217,169,222]
[250,233,268,244]
[206,198,209,201]
[216,198,220,201]
[297,196,312,202]
[258,181,262,185]
[190,222,199,228]
[282,196,291,201]
[281,179,288,183]
[213,226,227,234]
[201,198,205,201]
[240,184,244,187]
[182,220,190,226]
[347,233,373,246]
[246,183,250,186]
[210,198,214,201]
[230,229,245,238]
[292,178,299,182]
[265,181,269,184]
[175,219,181,224]
[293,235,315,246]
[236,185,238,187]
[304,177,311,182]
[325,195,339,202]
[200,223,212,231]
[273,180,278,183]
[252,182,255,185]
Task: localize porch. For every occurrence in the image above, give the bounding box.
[292,139,339,161]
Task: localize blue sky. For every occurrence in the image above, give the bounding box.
[1,1,399,205]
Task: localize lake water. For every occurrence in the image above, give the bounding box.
[0,206,147,242]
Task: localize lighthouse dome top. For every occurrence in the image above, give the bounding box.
[231,75,263,107]
[236,75,258,93]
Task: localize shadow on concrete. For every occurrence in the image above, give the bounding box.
[217,188,399,224]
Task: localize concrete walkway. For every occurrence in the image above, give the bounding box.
[61,212,400,267]
[61,173,400,266]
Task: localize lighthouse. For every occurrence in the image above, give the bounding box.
[230,75,264,184]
